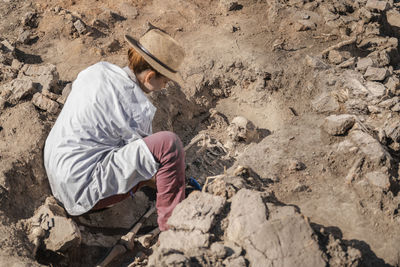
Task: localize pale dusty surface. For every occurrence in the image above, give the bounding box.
[1,0,400,266]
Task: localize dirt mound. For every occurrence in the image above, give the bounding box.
[1,0,400,266]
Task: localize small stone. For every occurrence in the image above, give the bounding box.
[311,92,339,113]
[106,39,121,53]
[328,50,344,64]
[2,77,35,105]
[92,19,108,29]
[42,90,59,101]
[22,11,38,28]
[378,97,399,109]
[368,50,390,67]
[360,7,373,23]
[220,0,243,12]
[0,64,18,82]
[305,55,329,69]
[163,253,190,266]
[338,57,355,68]
[0,40,14,53]
[223,256,247,267]
[117,3,139,19]
[17,30,32,44]
[391,102,400,112]
[0,89,12,109]
[365,171,391,190]
[387,9,400,28]
[295,19,316,31]
[73,19,87,34]
[384,122,400,142]
[288,159,306,172]
[32,92,59,114]
[385,75,400,93]
[350,130,391,167]
[345,99,369,115]
[54,6,62,13]
[365,81,386,97]
[366,0,389,11]
[57,83,72,104]
[368,105,381,113]
[11,59,23,70]
[292,183,309,193]
[356,57,374,72]
[21,63,59,92]
[322,114,355,135]
[210,242,228,258]
[364,66,389,81]
[0,54,11,65]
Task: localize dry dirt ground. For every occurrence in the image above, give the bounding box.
[1,0,400,266]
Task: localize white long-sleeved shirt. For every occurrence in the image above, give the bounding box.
[44,62,159,215]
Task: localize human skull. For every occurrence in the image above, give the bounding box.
[227,116,258,143]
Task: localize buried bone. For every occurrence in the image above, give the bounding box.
[227,116,259,143]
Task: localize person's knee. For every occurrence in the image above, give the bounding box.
[158,131,183,153]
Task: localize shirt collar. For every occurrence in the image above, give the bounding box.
[123,66,138,82]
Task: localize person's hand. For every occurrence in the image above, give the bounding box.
[133,176,156,193]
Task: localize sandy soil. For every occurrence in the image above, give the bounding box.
[0,0,400,266]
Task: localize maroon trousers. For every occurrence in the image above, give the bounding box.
[92,131,186,231]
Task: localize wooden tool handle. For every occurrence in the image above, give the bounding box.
[95,205,157,266]
[96,244,126,267]
[121,205,157,250]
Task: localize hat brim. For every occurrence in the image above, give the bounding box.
[125,34,184,86]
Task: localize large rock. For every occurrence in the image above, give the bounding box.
[45,216,81,252]
[226,189,326,267]
[226,189,267,242]
[167,191,226,233]
[28,197,81,253]
[322,114,355,136]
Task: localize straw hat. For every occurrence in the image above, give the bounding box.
[125,29,185,86]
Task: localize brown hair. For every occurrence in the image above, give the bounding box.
[128,48,161,77]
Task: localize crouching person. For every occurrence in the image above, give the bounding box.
[44,29,186,231]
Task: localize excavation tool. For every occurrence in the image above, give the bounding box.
[96,205,157,267]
